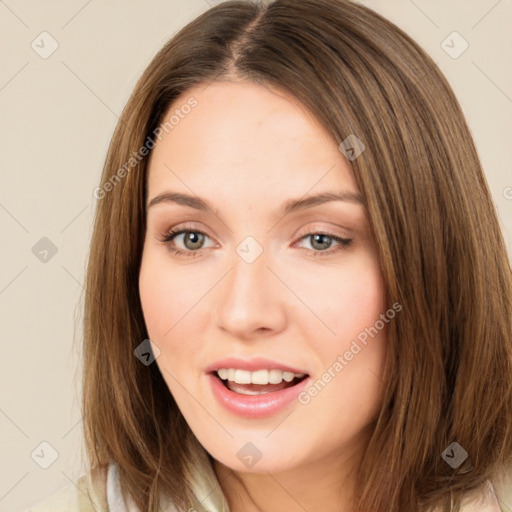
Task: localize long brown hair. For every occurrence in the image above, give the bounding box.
[81,0,512,510]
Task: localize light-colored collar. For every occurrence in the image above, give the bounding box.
[106,463,179,512]
[106,461,508,512]
[107,463,140,512]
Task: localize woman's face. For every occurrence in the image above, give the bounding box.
[139,80,388,475]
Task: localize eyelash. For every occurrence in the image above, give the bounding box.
[157,223,353,259]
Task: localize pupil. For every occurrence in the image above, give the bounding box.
[186,232,203,249]
[312,234,331,250]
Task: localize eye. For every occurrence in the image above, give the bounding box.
[294,232,353,256]
[157,223,216,259]
[157,224,353,259]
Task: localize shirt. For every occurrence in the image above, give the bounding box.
[25,462,512,512]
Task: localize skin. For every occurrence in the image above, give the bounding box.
[138,79,388,512]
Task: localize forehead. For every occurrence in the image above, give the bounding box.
[146,80,359,205]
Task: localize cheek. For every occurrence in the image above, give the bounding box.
[334,260,387,373]
[294,255,387,407]
[138,254,169,337]
[295,254,386,340]
[338,268,385,337]
[138,249,211,370]
[139,250,189,344]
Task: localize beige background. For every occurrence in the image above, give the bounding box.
[1,0,511,510]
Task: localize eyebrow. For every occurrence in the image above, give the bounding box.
[147,190,363,217]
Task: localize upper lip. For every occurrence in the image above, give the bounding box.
[205,357,309,375]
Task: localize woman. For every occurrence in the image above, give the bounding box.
[28,0,512,510]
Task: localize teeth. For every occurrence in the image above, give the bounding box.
[235,369,251,384]
[216,368,306,385]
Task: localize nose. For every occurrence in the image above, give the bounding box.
[213,240,288,340]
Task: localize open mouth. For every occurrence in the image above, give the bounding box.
[212,369,309,396]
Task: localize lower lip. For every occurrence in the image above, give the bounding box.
[207,373,311,419]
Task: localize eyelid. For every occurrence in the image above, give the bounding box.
[159,221,352,241]
[163,228,351,246]
[294,222,352,240]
